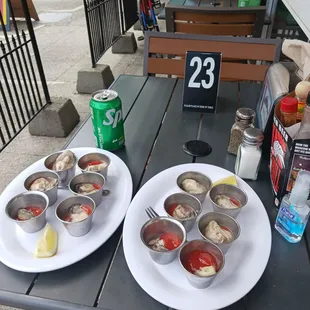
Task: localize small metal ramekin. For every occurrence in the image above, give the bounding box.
[209,184,248,218]
[24,171,59,206]
[198,212,241,254]
[177,171,212,203]
[44,151,77,186]
[55,196,96,237]
[69,172,105,206]
[140,216,186,265]
[164,192,201,232]
[179,239,225,289]
[5,191,49,233]
[78,153,111,179]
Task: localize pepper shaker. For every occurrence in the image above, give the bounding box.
[228,108,255,155]
[235,128,264,180]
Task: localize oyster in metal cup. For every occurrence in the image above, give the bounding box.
[69,172,105,206]
[209,184,248,218]
[140,216,186,265]
[78,153,110,179]
[177,171,212,203]
[44,150,77,187]
[164,193,201,232]
[55,196,96,237]
[24,171,59,206]
[5,191,49,233]
[179,239,225,289]
[198,212,240,254]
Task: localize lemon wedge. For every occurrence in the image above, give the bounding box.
[213,175,237,187]
[35,223,58,258]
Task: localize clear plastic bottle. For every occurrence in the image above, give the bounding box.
[275,170,310,243]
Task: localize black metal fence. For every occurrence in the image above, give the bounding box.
[0,0,50,153]
[84,0,138,67]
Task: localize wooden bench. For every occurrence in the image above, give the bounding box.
[165,5,266,37]
[143,32,282,82]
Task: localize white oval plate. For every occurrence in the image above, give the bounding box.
[123,164,271,310]
[0,147,132,273]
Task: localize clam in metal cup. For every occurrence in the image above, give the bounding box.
[209,184,248,218]
[69,172,105,206]
[164,193,202,232]
[198,212,241,254]
[44,151,77,186]
[177,171,212,203]
[5,191,49,233]
[55,196,96,237]
[24,171,59,206]
[179,239,225,289]
[140,217,186,265]
[78,153,111,179]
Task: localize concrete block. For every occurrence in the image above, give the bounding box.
[29,97,80,138]
[77,64,114,94]
[112,33,137,54]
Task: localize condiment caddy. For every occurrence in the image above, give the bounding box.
[270,92,310,206]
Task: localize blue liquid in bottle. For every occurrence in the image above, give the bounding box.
[275,170,310,243]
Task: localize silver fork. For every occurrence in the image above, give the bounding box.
[145,206,160,219]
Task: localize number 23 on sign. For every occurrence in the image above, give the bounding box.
[183,51,222,113]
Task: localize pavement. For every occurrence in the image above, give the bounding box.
[0,0,150,193]
[0,0,166,309]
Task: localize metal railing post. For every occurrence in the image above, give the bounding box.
[119,0,125,35]
[20,0,51,104]
[84,0,96,68]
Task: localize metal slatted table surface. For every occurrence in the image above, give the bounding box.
[0,75,309,310]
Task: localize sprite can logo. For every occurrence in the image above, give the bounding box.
[103,108,122,128]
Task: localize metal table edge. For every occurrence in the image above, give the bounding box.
[0,290,109,310]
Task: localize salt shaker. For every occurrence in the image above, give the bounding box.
[227,108,255,155]
[235,128,264,180]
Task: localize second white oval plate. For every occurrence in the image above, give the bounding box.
[0,147,132,272]
[123,163,271,310]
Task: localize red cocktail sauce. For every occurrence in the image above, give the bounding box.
[185,250,218,274]
[159,232,182,250]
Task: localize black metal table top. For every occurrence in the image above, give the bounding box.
[0,75,309,310]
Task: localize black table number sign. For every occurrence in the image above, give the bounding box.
[182,51,222,113]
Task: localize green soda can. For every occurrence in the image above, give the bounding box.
[90,89,125,151]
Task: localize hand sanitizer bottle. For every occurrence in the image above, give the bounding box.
[275,170,310,243]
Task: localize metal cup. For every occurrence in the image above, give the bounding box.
[164,193,202,232]
[78,153,111,179]
[140,217,186,265]
[179,239,225,289]
[177,171,212,203]
[24,171,59,206]
[198,212,241,254]
[5,191,49,233]
[44,151,77,186]
[69,172,105,206]
[209,184,248,218]
[55,196,96,237]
